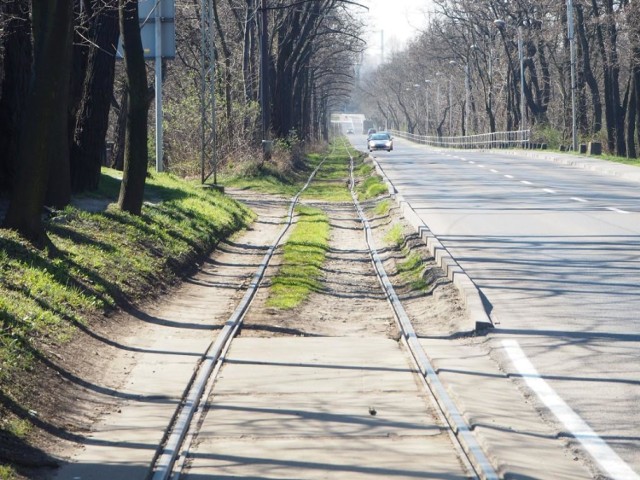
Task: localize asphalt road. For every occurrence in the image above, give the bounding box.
[352,134,640,479]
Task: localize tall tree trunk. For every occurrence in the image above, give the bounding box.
[111,85,128,171]
[3,0,74,247]
[575,4,602,134]
[117,0,149,215]
[0,0,32,193]
[71,0,120,192]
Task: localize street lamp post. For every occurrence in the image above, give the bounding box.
[425,79,432,137]
[566,0,578,151]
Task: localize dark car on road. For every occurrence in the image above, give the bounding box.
[368,132,393,152]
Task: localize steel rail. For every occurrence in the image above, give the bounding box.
[344,142,499,480]
[152,141,498,480]
[148,150,333,480]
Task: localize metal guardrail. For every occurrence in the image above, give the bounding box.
[390,129,531,149]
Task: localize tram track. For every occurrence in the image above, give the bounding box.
[148,141,498,480]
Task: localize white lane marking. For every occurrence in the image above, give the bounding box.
[504,174,514,179]
[490,169,499,173]
[606,207,630,214]
[502,340,640,480]
[478,164,485,168]
[543,188,556,194]
[469,160,475,164]
[520,180,533,185]
[571,197,588,203]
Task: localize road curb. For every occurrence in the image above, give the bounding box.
[368,155,493,332]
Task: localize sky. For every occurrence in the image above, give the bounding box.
[361,0,432,65]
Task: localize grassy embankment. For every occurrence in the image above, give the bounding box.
[0,169,254,477]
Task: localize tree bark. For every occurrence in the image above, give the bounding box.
[117,0,150,215]
[71,1,120,192]
[0,0,32,193]
[3,0,74,247]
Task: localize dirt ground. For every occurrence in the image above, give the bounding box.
[9,184,468,479]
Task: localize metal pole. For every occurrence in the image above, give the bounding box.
[518,26,526,133]
[155,0,163,172]
[425,81,430,138]
[209,0,217,184]
[448,79,452,136]
[567,0,578,152]
[260,0,270,159]
[465,62,470,135]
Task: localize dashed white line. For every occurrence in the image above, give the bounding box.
[571,197,588,203]
[490,169,499,173]
[502,340,640,480]
[469,160,475,164]
[543,188,556,194]
[520,180,533,185]
[504,174,514,179]
[478,164,485,168]
[606,207,630,214]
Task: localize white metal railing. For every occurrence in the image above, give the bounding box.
[389,129,531,149]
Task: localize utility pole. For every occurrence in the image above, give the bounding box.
[154,0,163,172]
[260,0,271,159]
[518,26,526,133]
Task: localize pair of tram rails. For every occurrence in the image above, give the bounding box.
[148,145,498,480]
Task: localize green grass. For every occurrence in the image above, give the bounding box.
[301,149,352,201]
[222,160,301,197]
[397,251,428,291]
[266,205,330,309]
[384,223,428,291]
[0,167,254,446]
[384,223,404,248]
[0,465,17,480]
[373,199,391,216]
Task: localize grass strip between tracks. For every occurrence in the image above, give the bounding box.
[266,205,330,309]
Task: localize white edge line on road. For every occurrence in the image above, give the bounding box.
[606,207,630,214]
[571,197,588,203]
[502,339,640,480]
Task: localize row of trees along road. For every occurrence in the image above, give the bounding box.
[0,0,365,247]
[357,0,640,157]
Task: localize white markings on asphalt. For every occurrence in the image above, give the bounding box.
[502,340,640,480]
[478,164,485,168]
[469,160,475,164]
[504,174,514,179]
[543,188,556,194]
[490,169,499,173]
[520,180,533,185]
[606,207,630,214]
[571,197,588,203]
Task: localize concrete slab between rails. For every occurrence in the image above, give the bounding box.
[419,337,594,479]
[485,148,640,184]
[185,436,467,480]
[201,392,443,438]
[185,336,470,480]
[212,337,419,395]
